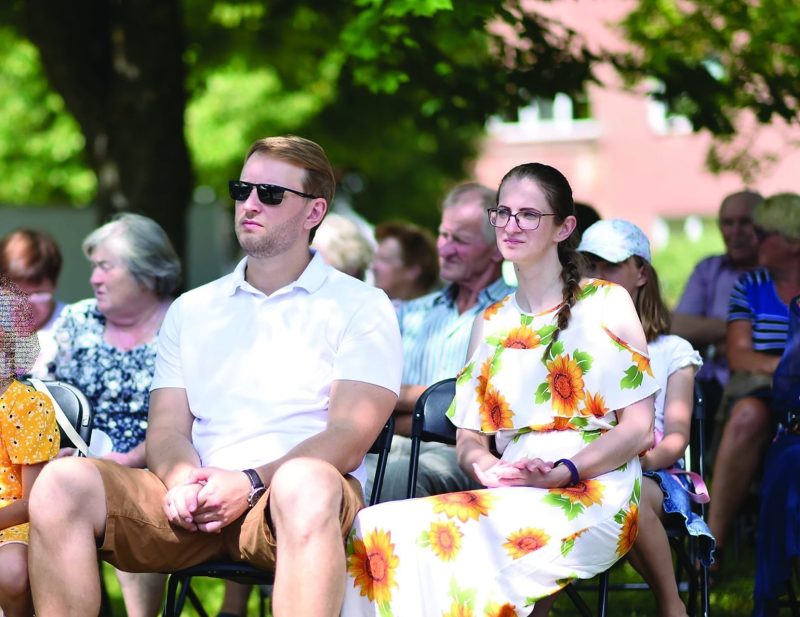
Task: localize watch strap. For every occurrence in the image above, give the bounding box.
[243,468,265,508]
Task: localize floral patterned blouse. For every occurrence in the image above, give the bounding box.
[0,379,59,544]
[53,299,158,453]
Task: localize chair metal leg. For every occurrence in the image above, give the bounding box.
[163,574,182,617]
[596,570,609,617]
[563,584,594,617]
[186,584,209,617]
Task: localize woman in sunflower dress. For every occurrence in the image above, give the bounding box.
[0,281,60,617]
[341,163,658,617]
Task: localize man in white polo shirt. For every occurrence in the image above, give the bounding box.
[28,136,403,617]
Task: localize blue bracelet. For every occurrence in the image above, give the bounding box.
[554,458,580,486]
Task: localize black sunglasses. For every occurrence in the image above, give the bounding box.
[228,180,319,206]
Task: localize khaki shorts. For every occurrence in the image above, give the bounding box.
[90,459,364,573]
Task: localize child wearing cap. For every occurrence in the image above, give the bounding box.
[578,219,714,617]
[0,280,60,617]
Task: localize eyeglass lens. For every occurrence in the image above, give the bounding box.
[488,208,545,230]
[229,181,286,205]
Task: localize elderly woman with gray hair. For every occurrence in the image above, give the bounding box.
[52,213,180,617]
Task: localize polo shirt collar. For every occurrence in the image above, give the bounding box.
[433,276,510,307]
[225,250,330,297]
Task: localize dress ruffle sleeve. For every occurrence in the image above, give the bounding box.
[447,281,660,436]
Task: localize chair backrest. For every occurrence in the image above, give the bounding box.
[686,381,706,478]
[24,379,93,451]
[367,415,395,506]
[407,377,456,498]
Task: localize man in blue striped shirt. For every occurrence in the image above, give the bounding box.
[377,182,515,501]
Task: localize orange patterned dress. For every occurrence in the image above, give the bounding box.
[342,281,659,616]
[0,380,59,544]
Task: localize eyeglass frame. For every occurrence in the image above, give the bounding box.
[228,180,320,206]
[487,207,558,231]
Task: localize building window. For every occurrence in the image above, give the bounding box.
[487,91,600,143]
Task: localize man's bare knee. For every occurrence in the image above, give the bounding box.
[29,458,107,534]
[726,397,770,437]
[270,458,343,532]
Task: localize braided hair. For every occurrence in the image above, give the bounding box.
[497,163,585,360]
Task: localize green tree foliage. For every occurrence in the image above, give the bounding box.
[0,0,597,252]
[0,28,94,206]
[617,0,800,181]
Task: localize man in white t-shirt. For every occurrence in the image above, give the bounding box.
[28,136,403,617]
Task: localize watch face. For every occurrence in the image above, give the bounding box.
[248,486,266,508]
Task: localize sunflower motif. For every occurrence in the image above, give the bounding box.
[425,521,463,561]
[431,491,495,522]
[500,325,541,349]
[503,527,550,560]
[582,391,608,418]
[527,416,573,432]
[550,479,604,508]
[479,385,514,432]
[546,354,585,416]
[630,351,654,377]
[484,601,517,617]
[483,296,508,320]
[474,357,493,402]
[616,503,639,557]
[347,529,400,606]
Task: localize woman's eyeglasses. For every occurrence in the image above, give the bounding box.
[487,207,557,231]
[228,180,319,206]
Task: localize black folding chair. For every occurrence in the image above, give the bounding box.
[161,416,396,617]
[24,378,93,452]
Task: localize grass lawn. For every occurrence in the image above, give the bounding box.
[103,544,758,616]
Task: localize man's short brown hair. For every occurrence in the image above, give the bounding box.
[245,136,336,241]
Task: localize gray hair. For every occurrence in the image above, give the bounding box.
[441,182,497,245]
[82,213,181,298]
[311,213,374,281]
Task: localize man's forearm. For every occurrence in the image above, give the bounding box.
[671,312,726,346]
[147,429,202,489]
[395,384,428,413]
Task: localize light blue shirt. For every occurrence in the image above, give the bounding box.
[397,278,515,386]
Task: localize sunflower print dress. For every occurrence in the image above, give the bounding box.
[0,379,59,544]
[342,281,659,616]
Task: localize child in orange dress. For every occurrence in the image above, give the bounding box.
[0,280,59,617]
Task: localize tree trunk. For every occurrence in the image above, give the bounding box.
[21,0,192,260]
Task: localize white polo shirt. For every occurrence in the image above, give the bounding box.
[151,251,403,486]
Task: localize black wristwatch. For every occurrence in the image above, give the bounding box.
[243,469,266,508]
